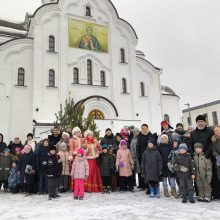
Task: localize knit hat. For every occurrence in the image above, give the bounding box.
[72,127,81,135]
[196,115,206,122]
[62,132,70,138]
[77,148,84,156]
[129,125,135,130]
[194,142,203,150]
[161,121,173,131]
[133,127,140,133]
[178,144,188,152]
[120,140,127,146]
[102,144,108,149]
[49,145,56,151]
[84,130,93,138]
[148,137,157,145]
[65,125,72,129]
[4,148,10,153]
[173,138,181,145]
[160,134,169,140]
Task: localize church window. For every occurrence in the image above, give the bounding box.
[49,35,55,52]
[87,60,92,85]
[86,6,91,16]
[100,71,106,87]
[49,69,55,87]
[17,68,25,86]
[120,48,126,63]
[140,82,145,96]
[89,109,105,120]
[73,68,79,84]
[122,78,127,93]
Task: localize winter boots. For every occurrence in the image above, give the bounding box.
[164,187,170,197]
[149,187,160,198]
[103,186,111,194]
[182,193,195,203]
[171,187,177,198]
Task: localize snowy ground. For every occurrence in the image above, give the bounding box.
[0,189,220,220]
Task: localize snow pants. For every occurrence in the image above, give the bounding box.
[74,179,85,198]
[196,176,212,199]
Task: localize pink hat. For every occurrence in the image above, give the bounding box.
[77,148,84,156]
[15,147,21,152]
[120,140,127,146]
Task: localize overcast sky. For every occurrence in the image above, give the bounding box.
[0,0,219,111]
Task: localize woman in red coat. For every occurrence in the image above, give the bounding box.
[83,130,103,192]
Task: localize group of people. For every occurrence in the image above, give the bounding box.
[0,114,220,203]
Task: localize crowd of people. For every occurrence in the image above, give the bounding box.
[0,114,220,203]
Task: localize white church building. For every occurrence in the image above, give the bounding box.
[0,0,181,142]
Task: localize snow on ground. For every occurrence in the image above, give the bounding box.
[0,189,220,220]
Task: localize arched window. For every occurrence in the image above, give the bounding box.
[17,68,25,86]
[86,6,91,16]
[120,48,125,63]
[87,60,92,85]
[89,109,105,120]
[49,35,55,52]
[100,71,106,87]
[140,82,145,96]
[49,69,55,87]
[164,114,170,122]
[122,78,127,93]
[73,68,79,84]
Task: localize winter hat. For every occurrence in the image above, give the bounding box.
[49,145,56,151]
[160,134,169,140]
[129,125,135,130]
[161,121,173,131]
[102,144,108,149]
[15,147,21,153]
[4,148,10,153]
[120,128,129,138]
[72,127,81,135]
[178,144,188,152]
[77,148,84,156]
[120,140,127,146]
[173,138,181,145]
[62,132,70,139]
[148,137,157,145]
[196,115,206,122]
[194,143,203,150]
[84,130,93,138]
[133,127,140,133]
[65,125,72,129]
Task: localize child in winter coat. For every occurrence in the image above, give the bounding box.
[18,145,36,195]
[194,143,212,202]
[71,148,89,200]
[158,134,173,197]
[8,161,20,193]
[98,144,115,193]
[17,145,36,195]
[167,138,181,197]
[42,146,62,200]
[58,142,70,193]
[116,140,134,192]
[174,144,196,203]
[141,137,163,198]
[0,148,13,192]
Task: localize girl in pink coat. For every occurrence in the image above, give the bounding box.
[116,140,134,192]
[71,148,89,200]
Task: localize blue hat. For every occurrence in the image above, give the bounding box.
[178,144,188,152]
[4,148,10,153]
[102,144,108,149]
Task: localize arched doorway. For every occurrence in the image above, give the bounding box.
[89,109,105,120]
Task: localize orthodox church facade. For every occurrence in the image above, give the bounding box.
[0,0,180,142]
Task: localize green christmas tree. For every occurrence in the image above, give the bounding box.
[54,97,100,138]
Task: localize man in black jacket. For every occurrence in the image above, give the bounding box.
[189,115,213,158]
[48,127,61,147]
[100,128,115,149]
[136,124,152,189]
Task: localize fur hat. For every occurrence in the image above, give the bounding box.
[194,142,203,150]
[72,127,81,135]
[148,137,157,145]
[84,130,93,137]
[160,134,169,140]
[62,132,70,138]
[77,148,84,156]
[196,115,206,122]
[178,144,188,152]
[120,140,127,146]
[49,145,56,151]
